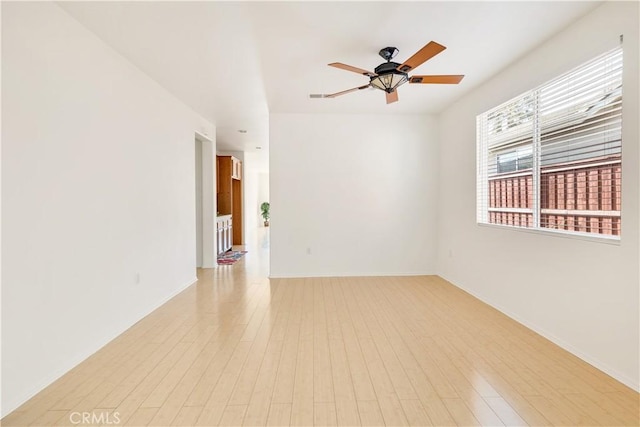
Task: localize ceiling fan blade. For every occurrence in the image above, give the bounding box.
[328,62,376,77]
[386,90,399,104]
[310,84,371,99]
[397,41,446,73]
[409,75,465,84]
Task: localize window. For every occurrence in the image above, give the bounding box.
[477,47,623,238]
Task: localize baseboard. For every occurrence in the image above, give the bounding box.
[2,276,198,418]
[269,271,436,279]
[438,273,640,392]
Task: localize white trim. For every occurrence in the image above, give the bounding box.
[532,88,541,229]
[478,222,621,245]
[541,208,620,217]
[488,207,533,214]
[542,158,621,174]
[488,170,533,180]
[487,207,620,217]
[194,130,212,142]
[269,272,435,279]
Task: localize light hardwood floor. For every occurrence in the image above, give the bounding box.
[3,231,638,426]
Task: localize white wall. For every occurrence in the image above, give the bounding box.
[437,1,639,390]
[242,151,270,247]
[1,2,215,415]
[258,172,270,225]
[200,136,217,267]
[270,113,438,277]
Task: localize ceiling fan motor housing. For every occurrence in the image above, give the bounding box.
[371,62,408,93]
[378,46,399,61]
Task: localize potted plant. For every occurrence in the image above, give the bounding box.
[260,202,270,227]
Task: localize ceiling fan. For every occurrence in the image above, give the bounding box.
[310,41,464,104]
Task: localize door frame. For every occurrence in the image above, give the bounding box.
[195,131,217,268]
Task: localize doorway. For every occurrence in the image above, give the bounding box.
[195,139,203,267]
[195,132,216,268]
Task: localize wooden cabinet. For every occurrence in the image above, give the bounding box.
[216,156,243,245]
[216,215,232,254]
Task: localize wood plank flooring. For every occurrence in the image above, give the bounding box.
[2,239,638,426]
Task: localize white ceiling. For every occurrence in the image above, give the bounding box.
[59,1,601,156]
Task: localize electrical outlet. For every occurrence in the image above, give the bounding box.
[306,247,312,255]
[135,273,141,284]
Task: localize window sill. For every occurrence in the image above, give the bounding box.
[477,222,621,246]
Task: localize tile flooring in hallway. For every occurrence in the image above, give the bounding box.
[2,228,639,426]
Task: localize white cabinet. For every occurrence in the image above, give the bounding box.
[216,215,232,255]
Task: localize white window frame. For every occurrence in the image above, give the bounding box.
[477,46,623,242]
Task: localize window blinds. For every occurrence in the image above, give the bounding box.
[477,46,623,237]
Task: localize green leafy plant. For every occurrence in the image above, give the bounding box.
[260,202,270,225]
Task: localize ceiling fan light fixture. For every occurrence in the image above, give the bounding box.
[370,73,408,92]
[370,61,408,92]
